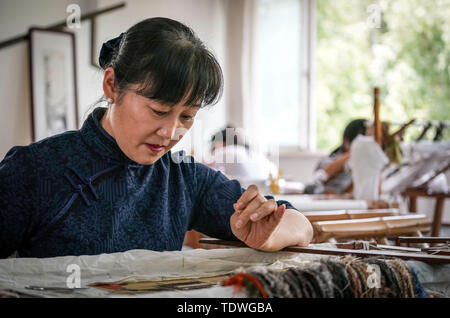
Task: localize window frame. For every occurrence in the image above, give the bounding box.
[299,0,316,152]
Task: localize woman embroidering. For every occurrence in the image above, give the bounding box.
[0,17,312,258]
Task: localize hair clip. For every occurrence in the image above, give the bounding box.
[99,32,125,68]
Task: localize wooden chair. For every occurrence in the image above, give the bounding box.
[311,214,432,244]
[401,161,450,237]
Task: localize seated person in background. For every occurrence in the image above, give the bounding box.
[183,127,281,249]
[208,126,279,188]
[305,119,370,195]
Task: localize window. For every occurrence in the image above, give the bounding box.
[315,0,450,151]
[250,0,450,154]
[254,0,301,148]
[251,0,313,150]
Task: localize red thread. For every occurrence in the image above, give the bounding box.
[92,283,122,290]
[222,273,268,298]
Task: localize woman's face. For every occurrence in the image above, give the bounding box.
[101,88,200,165]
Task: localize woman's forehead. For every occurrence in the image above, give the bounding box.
[141,96,201,112]
[153,99,201,110]
[130,87,199,107]
[127,88,200,109]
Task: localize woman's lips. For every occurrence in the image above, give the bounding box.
[146,144,165,153]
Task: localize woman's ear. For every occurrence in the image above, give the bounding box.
[102,67,117,103]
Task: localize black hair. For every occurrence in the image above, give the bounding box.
[343,119,368,143]
[98,17,223,107]
[210,126,250,153]
[330,118,368,156]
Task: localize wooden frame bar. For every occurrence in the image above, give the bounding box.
[303,209,399,222]
[396,236,450,244]
[373,87,382,146]
[199,238,450,264]
[311,214,431,243]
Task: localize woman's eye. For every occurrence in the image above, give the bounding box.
[152,110,167,116]
[182,115,194,121]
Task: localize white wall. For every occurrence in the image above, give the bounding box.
[0,0,97,158]
[280,151,325,183]
[0,0,90,40]
[0,0,229,157]
[0,41,32,156]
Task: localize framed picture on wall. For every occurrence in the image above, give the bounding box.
[28,27,79,142]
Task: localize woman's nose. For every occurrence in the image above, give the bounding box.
[157,127,188,143]
[156,127,174,139]
[156,117,180,140]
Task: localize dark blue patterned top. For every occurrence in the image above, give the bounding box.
[0,107,296,258]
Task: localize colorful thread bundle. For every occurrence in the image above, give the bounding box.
[221,256,427,298]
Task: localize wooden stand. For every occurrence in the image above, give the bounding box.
[401,188,449,237]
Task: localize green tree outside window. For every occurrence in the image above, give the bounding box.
[315,0,450,151]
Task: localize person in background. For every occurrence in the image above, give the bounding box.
[208,126,279,187]
[305,119,371,195]
[183,126,281,250]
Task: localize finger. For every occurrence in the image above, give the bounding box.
[248,199,278,222]
[267,204,286,228]
[275,203,286,220]
[233,201,251,215]
[233,202,244,214]
[241,195,266,217]
[235,185,259,210]
[235,196,266,229]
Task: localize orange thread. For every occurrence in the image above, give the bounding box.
[222,273,268,298]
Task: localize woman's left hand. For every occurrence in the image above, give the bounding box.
[230,185,286,250]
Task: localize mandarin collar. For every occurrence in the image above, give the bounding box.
[79,107,145,166]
